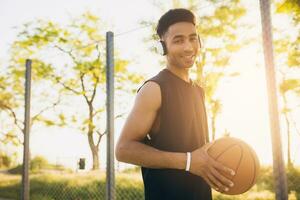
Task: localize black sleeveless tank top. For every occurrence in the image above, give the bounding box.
[138,69,212,200]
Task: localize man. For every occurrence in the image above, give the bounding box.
[116,8,235,200]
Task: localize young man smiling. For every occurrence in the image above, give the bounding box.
[116,8,235,200]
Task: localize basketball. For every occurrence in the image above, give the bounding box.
[206,137,260,195]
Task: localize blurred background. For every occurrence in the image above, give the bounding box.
[0,0,299,199]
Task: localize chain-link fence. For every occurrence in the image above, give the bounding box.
[115,163,144,200]
[2,164,300,200]
[0,144,107,200]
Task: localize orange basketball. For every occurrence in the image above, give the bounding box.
[206,137,260,195]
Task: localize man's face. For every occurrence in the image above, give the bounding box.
[163,22,200,69]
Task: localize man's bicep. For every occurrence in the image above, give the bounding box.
[119,82,161,142]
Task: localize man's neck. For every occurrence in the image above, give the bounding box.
[166,65,190,83]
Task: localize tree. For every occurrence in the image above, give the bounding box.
[279,77,300,167]
[0,151,16,168]
[0,75,20,146]
[8,12,143,170]
[275,0,300,167]
[193,0,248,140]
[1,60,60,147]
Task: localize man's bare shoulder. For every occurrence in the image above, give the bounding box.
[135,81,161,111]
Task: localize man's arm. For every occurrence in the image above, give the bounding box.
[115,81,186,170]
[115,81,235,192]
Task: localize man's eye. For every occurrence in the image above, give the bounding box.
[174,40,181,43]
[190,37,198,42]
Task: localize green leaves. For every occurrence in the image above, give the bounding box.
[0,77,17,109]
[287,41,300,68]
[276,0,300,16]
[202,71,224,102]
[280,79,300,94]
[1,131,20,146]
[275,1,300,113]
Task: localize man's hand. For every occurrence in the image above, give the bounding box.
[190,143,235,193]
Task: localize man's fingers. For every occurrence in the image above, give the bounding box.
[206,172,226,192]
[210,166,234,188]
[212,160,235,176]
[203,176,220,192]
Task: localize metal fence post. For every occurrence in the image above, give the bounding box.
[106,31,115,200]
[259,0,288,199]
[22,59,32,200]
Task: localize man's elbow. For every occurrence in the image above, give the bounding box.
[115,142,126,162]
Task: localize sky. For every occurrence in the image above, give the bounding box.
[1,0,299,170]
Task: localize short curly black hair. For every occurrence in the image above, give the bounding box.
[156,8,196,39]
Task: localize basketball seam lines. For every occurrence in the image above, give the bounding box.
[213,143,239,161]
[212,143,244,194]
[237,145,247,193]
[209,139,258,194]
[238,145,255,194]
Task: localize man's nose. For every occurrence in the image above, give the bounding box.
[183,41,193,52]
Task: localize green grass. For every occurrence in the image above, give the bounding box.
[213,186,297,200]
[0,170,298,200]
[0,171,143,200]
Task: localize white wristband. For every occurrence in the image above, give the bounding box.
[185,152,191,171]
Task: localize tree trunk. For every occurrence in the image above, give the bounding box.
[211,116,216,141]
[91,145,99,170]
[283,95,293,168]
[87,102,100,170]
[284,111,292,168]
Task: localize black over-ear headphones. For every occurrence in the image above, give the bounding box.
[159,35,202,56]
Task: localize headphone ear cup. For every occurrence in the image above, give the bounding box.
[198,35,202,49]
[155,41,164,56]
[160,40,167,55]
